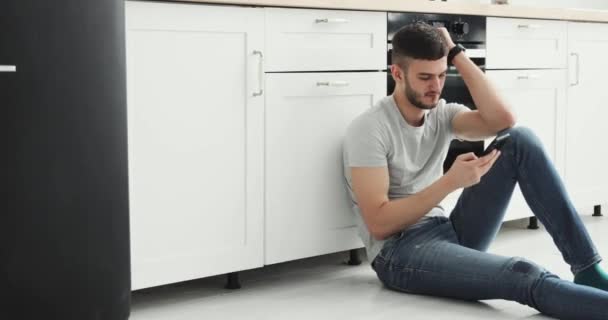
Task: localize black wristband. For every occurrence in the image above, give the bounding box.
[447,44,466,65]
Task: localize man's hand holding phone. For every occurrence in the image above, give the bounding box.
[445,150,501,189]
[481,133,511,156]
[444,133,510,189]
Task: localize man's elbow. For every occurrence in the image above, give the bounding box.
[504,111,517,128]
[368,222,390,241]
[364,204,392,240]
[495,109,516,131]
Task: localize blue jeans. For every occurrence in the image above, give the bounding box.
[371,127,608,320]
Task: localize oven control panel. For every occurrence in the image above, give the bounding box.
[388,13,485,44]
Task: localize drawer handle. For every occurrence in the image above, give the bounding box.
[252,50,264,97]
[0,65,17,72]
[314,18,349,24]
[516,74,540,80]
[316,81,350,87]
[517,24,541,29]
[570,52,580,87]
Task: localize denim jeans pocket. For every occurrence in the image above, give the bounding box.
[378,217,439,261]
[377,233,402,261]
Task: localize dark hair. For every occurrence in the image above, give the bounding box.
[391,22,448,69]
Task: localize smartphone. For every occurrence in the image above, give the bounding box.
[481,133,510,156]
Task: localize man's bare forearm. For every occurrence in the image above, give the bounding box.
[452,53,516,130]
[370,175,458,240]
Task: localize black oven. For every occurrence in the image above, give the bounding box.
[387,13,486,172]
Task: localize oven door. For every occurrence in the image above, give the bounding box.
[444,66,476,107]
[442,66,485,171]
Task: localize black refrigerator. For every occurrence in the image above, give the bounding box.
[1,1,131,319]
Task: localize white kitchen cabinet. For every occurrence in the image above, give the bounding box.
[486,69,567,221]
[264,72,385,264]
[126,1,265,290]
[265,8,386,72]
[123,0,608,290]
[487,17,567,70]
[485,17,574,222]
[564,22,608,211]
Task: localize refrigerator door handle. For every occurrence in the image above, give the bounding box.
[0,65,17,72]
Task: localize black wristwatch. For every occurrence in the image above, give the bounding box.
[447,44,466,65]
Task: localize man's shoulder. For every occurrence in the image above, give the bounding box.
[348,97,393,132]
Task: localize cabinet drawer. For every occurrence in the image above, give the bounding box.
[265,8,386,72]
[486,69,566,90]
[487,17,566,69]
[264,72,385,264]
[266,71,386,98]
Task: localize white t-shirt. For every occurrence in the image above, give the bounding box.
[342,95,468,262]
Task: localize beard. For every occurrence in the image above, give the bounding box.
[404,79,440,110]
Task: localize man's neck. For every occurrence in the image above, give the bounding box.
[393,91,425,127]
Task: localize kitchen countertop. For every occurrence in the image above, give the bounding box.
[165,0,608,23]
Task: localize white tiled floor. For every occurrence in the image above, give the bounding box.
[131,211,607,320]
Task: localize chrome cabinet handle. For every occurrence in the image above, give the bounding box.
[315,18,349,24]
[570,52,580,87]
[316,81,350,87]
[0,65,16,72]
[252,50,264,97]
[517,24,541,29]
[516,74,540,80]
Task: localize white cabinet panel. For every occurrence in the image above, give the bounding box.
[126,1,264,289]
[487,17,567,69]
[443,188,464,217]
[265,72,386,264]
[486,69,567,221]
[565,22,608,209]
[265,8,386,72]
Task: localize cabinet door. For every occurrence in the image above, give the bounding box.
[265,72,386,264]
[265,8,386,72]
[486,69,567,221]
[486,17,567,70]
[126,1,264,290]
[565,22,608,210]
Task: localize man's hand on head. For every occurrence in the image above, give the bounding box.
[437,27,456,50]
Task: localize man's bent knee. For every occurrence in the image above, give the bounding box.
[503,257,556,308]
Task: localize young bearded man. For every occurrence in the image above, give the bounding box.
[343,23,608,319]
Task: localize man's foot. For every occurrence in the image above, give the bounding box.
[574,262,608,292]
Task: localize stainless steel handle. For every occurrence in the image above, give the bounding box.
[315,18,349,24]
[517,24,541,29]
[570,52,580,86]
[252,50,264,97]
[516,74,540,80]
[0,65,17,72]
[316,81,350,87]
